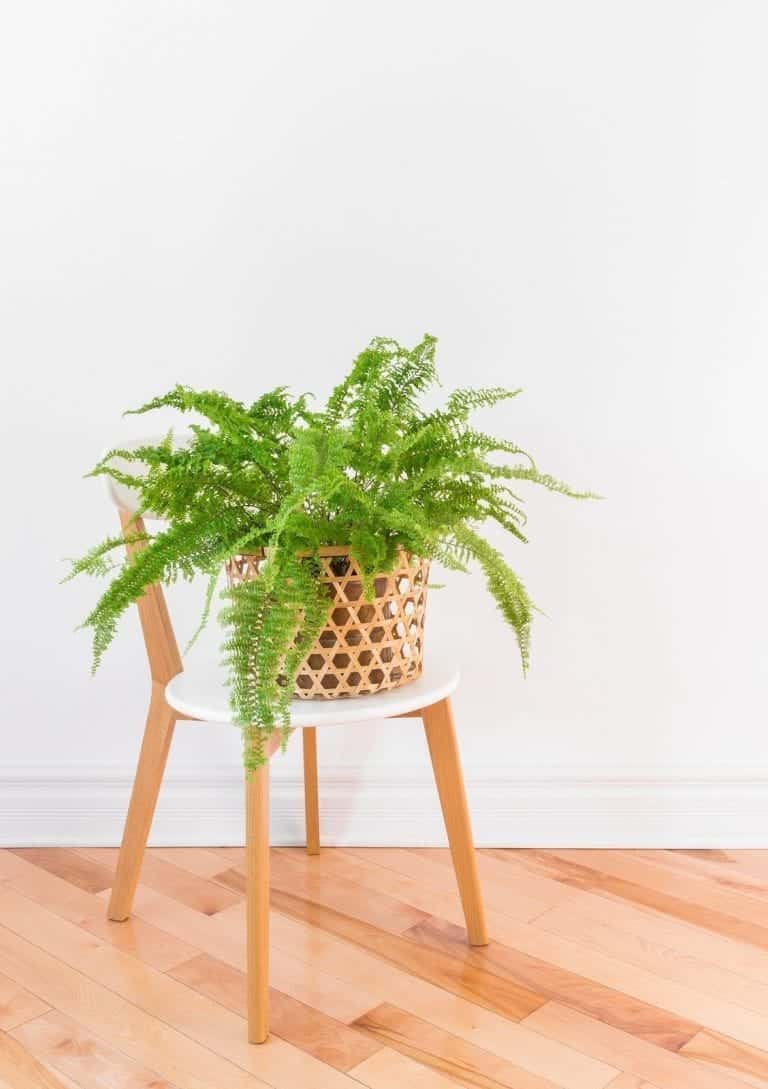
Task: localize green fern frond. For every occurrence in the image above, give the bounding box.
[446,386,522,417]
[454,523,535,672]
[62,533,148,583]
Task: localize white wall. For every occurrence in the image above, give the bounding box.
[2,1,767,844]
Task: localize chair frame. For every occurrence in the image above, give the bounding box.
[107,510,488,1044]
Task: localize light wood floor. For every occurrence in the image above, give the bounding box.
[1,848,768,1088]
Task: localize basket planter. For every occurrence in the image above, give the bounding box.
[225,547,429,700]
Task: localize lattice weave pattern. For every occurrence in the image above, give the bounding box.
[225,549,429,700]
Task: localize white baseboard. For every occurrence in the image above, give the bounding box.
[2,764,768,847]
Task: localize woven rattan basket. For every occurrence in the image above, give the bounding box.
[225,547,429,700]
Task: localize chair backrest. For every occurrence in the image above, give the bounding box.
[104,435,187,686]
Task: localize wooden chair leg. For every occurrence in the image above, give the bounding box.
[246,749,271,1043]
[108,684,176,922]
[302,727,320,855]
[422,696,489,946]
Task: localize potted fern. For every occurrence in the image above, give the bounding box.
[70,335,591,767]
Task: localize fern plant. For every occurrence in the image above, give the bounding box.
[69,335,593,768]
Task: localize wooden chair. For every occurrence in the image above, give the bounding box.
[103,441,488,1044]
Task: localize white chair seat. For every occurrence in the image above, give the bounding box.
[166,655,459,727]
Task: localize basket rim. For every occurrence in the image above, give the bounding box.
[228,545,420,561]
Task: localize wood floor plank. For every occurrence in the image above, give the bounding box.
[497,849,768,955]
[278,847,472,925]
[0,1032,72,1089]
[12,1011,178,1088]
[225,844,578,925]
[353,1002,570,1089]
[207,847,245,864]
[736,852,768,880]
[0,889,361,1089]
[2,848,767,1089]
[266,899,618,1089]
[668,849,768,878]
[344,848,555,921]
[99,853,766,1067]
[679,1031,768,1089]
[150,848,237,880]
[604,1076,662,1089]
[416,847,584,909]
[594,878,768,953]
[0,853,618,1089]
[621,849,768,902]
[170,953,381,1072]
[275,847,555,940]
[0,921,274,1089]
[217,849,431,936]
[635,852,768,901]
[404,917,699,1051]
[522,1002,756,1089]
[534,901,768,1018]
[110,884,381,1024]
[269,885,546,1021]
[498,846,768,909]
[552,851,768,937]
[349,1046,460,1088]
[35,1068,82,1089]
[127,882,614,1089]
[484,902,768,1054]
[9,851,113,896]
[0,849,197,972]
[524,880,768,989]
[186,890,585,1084]
[77,847,240,917]
[482,849,598,891]
[0,972,49,1032]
